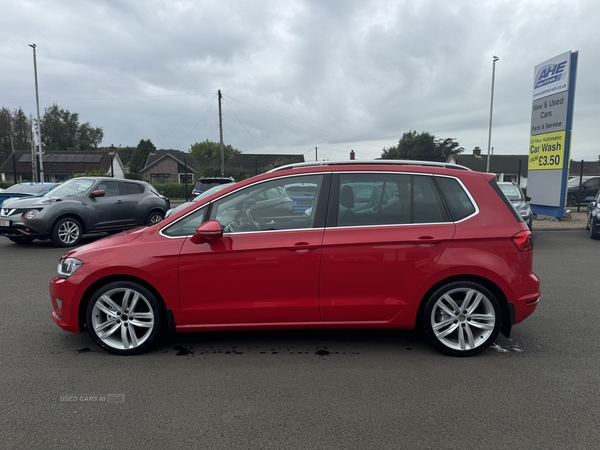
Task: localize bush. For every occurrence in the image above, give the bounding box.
[151,182,190,199]
[0,181,14,190]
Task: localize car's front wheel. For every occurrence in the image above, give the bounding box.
[567,194,577,206]
[423,281,501,357]
[86,281,162,355]
[51,217,82,247]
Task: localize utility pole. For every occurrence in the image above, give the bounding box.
[218,90,225,176]
[30,116,37,181]
[486,56,499,173]
[29,43,44,182]
[315,146,318,161]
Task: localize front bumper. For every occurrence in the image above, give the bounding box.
[50,276,84,333]
[0,210,52,239]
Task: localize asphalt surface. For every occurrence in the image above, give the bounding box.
[1,230,599,449]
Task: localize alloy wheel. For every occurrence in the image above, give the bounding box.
[88,283,159,353]
[424,282,500,356]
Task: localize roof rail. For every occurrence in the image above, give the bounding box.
[268,160,472,172]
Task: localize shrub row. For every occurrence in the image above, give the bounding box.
[151,182,193,200]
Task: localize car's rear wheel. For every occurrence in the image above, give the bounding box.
[51,217,82,247]
[567,194,577,206]
[8,237,33,245]
[86,281,162,355]
[146,211,164,225]
[423,281,501,357]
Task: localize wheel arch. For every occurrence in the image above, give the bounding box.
[78,274,169,333]
[51,213,87,233]
[414,274,512,337]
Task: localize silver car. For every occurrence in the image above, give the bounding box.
[0,177,168,247]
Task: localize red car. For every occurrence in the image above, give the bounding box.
[50,161,540,356]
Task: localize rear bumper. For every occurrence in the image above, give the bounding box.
[513,272,541,324]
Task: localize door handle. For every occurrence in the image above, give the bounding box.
[409,236,443,245]
[116,200,123,204]
[287,242,319,251]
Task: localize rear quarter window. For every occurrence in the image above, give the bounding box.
[124,182,143,195]
[436,176,476,221]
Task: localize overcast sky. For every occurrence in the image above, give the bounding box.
[1,0,598,162]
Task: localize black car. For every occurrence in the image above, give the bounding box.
[191,177,234,198]
[566,176,600,206]
[0,177,169,247]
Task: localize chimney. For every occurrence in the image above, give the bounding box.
[150,144,157,155]
[350,150,355,160]
[473,147,481,156]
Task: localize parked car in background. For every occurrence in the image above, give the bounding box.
[0,177,168,247]
[498,182,533,230]
[50,160,539,357]
[191,177,234,198]
[0,182,58,207]
[166,182,233,218]
[566,176,600,206]
[143,182,170,210]
[585,191,600,239]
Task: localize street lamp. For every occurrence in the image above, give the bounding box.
[486,56,499,173]
[29,43,44,182]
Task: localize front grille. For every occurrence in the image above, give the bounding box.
[0,207,43,217]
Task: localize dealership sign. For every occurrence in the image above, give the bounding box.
[527,51,578,216]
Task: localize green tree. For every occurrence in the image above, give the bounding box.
[381,130,463,162]
[189,139,240,174]
[129,139,155,174]
[0,107,33,166]
[39,103,103,151]
[0,107,13,165]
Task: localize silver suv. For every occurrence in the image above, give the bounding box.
[0,177,168,247]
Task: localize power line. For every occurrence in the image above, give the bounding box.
[1,92,216,104]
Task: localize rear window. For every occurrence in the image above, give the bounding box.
[436,177,476,221]
[195,179,233,191]
[124,182,143,194]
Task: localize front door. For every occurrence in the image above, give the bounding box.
[177,174,327,325]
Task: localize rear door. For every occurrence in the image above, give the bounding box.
[319,172,455,322]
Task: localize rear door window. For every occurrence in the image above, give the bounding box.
[332,173,451,226]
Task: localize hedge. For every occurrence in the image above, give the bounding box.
[151,182,192,200]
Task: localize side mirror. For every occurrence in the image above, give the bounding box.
[190,220,223,244]
[89,190,105,198]
[525,195,531,202]
[584,196,595,203]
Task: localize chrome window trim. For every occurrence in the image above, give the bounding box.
[159,173,326,239]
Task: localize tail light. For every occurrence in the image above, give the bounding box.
[512,230,533,252]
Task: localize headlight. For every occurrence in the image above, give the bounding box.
[24,210,37,219]
[57,257,83,279]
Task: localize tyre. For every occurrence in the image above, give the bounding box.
[86,281,162,355]
[8,237,33,245]
[51,217,82,247]
[590,221,599,240]
[423,281,501,357]
[567,194,577,207]
[146,211,164,225]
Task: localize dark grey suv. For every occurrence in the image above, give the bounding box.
[0,177,168,247]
